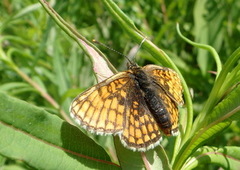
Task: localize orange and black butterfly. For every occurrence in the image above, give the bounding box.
[70,63,184,151]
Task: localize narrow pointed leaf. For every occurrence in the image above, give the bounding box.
[0,92,120,169]
[174,84,240,169]
[114,137,171,170]
[184,146,240,169]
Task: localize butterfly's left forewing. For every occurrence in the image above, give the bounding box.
[70,72,132,135]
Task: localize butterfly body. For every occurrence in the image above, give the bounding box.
[127,65,172,135]
[70,64,183,151]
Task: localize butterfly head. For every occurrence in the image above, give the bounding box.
[127,61,140,70]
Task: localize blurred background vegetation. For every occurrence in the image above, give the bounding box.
[0,0,240,169]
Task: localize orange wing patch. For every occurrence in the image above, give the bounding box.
[158,88,179,136]
[70,73,130,135]
[143,64,184,106]
[120,100,162,151]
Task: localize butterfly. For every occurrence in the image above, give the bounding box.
[70,63,184,151]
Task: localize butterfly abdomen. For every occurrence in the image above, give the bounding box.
[133,68,173,135]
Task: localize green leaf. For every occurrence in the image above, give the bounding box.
[173,121,231,170]
[0,154,6,167]
[102,0,138,32]
[184,146,240,169]
[0,92,120,169]
[114,137,171,170]
[193,0,224,76]
[192,47,240,135]
[114,137,145,170]
[173,84,240,170]
[38,0,117,76]
[176,23,221,77]
[0,82,35,95]
[1,165,27,170]
[217,64,240,102]
[207,84,240,124]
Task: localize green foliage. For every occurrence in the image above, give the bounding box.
[0,0,240,169]
[0,92,118,169]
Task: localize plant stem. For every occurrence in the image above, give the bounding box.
[12,65,72,123]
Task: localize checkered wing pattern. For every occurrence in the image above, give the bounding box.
[143,65,184,106]
[70,72,130,135]
[143,65,184,136]
[70,70,162,151]
[70,64,183,151]
[120,83,162,151]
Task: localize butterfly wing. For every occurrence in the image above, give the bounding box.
[143,64,184,106]
[70,72,131,135]
[143,64,184,136]
[120,76,162,151]
[70,69,162,151]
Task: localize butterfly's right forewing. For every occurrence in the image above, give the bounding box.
[143,65,184,136]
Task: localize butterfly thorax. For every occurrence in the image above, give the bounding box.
[131,66,172,135]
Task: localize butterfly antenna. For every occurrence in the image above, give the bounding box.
[131,37,147,63]
[93,39,134,65]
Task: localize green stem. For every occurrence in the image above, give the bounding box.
[13,66,71,123]
[176,23,222,77]
[103,0,193,165]
[0,39,71,123]
[38,0,117,73]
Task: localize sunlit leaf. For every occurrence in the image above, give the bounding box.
[0,92,119,169]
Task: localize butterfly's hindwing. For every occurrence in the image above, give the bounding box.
[120,78,162,151]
